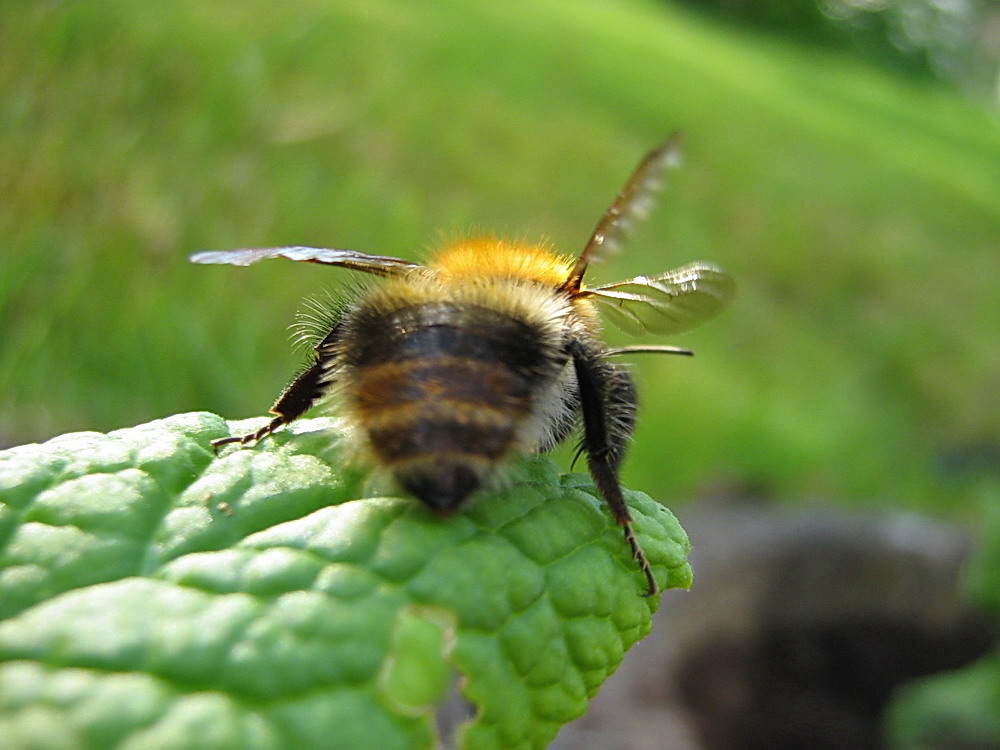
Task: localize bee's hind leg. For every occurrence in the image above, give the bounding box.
[211,359,327,452]
[569,339,658,597]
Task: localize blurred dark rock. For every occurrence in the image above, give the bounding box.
[552,504,996,750]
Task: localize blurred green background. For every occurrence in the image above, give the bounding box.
[3,0,997,510]
[1,0,998,743]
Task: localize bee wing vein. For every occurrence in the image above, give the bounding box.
[588,263,735,335]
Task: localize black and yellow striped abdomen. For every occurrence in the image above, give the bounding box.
[344,301,559,512]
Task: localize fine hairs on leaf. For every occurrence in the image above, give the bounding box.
[0,412,691,750]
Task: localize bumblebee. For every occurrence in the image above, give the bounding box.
[191,135,734,595]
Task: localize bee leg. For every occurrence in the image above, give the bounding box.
[211,359,327,452]
[569,340,658,597]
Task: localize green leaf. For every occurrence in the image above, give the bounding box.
[0,413,691,750]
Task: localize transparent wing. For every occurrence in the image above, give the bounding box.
[189,246,422,277]
[586,262,735,336]
[564,133,684,290]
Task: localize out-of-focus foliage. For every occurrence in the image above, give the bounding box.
[887,490,1000,748]
[1,0,997,516]
[823,0,998,92]
[675,0,1000,95]
[888,656,1000,750]
[675,0,842,42]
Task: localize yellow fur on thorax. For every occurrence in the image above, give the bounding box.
[428,237,574,287]
[359,236,600,339]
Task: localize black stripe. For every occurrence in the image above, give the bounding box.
[350,303,547,374]
[370,419,514,462]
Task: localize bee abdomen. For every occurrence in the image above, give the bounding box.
[348,302,556,512]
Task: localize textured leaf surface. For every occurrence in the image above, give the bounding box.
[0,413,691,750]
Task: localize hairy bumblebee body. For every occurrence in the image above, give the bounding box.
[341,240,589,510]
[192,136,734,595]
